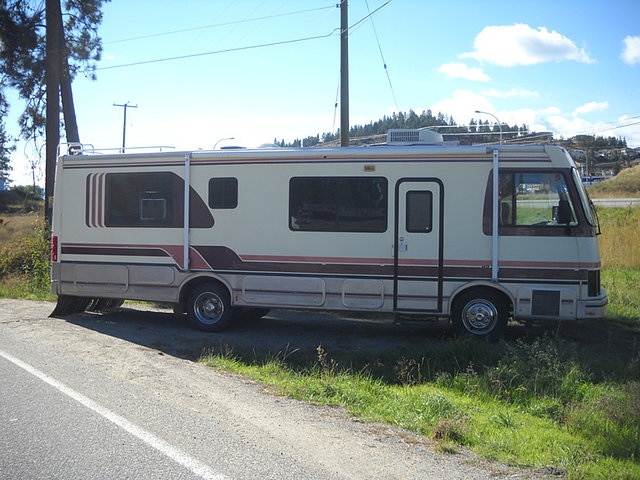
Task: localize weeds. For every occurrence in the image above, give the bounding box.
[0,214,51,296]
[597,207,640,269]
[199,330,640,478]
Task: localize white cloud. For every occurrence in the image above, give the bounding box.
[428,90,640,147]
[547,115,640,147]
[438,62,490,82]
[616,115,640,146]
[481,88,539,98]
[621,35,640,65]
[460,24,594,66]
[429,90,494,124]
[572,101,609,116]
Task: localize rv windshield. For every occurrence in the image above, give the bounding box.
[572,167,596,226]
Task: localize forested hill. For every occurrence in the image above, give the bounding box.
[274,109,627,150]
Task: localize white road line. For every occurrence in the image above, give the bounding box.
[0,349,231,480]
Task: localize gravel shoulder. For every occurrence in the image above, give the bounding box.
[0,299,548,479]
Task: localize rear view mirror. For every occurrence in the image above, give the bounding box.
[557,199,572,224]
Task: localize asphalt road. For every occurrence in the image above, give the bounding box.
[0,299,543,480]
[591,197,640,207]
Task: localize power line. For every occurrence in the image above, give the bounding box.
[561,119,640,138]
[364,0,398,113]
[91,30,339,72]
[105,5,337,44]
[85,0,391,72]
[346,0,392,34]
[91,2,393,73]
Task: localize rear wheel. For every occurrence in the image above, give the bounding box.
[452,289,508,338]
[50,295,87,316]
[186,283,233,332]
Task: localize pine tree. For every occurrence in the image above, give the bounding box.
[0,0,107,177]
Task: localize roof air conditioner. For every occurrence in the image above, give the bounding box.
[386,129,443,146]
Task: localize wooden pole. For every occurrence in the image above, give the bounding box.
[340,0,349,146]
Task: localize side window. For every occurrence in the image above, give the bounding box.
[289,177,387,232]
[406,191,433,233]
[208,178,238,209]
[499,172,577,227]
[105,172,175,227]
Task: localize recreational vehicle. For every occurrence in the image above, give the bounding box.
[50,129,608,337]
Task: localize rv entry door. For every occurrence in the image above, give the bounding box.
[393,179,444,314]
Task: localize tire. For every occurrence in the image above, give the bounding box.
[89,298,124,312]
[186,283,233,332]
[451,288,508,338]
[50,295,93,316]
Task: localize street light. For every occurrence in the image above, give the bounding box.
[475,110,503,145]
[213,137,234,149]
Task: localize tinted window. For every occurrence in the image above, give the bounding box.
[406,191,433,233]
[208,178,238,209]
[105,172,175,227]
[289,177,387,232]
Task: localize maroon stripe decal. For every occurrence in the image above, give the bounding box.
[85,175,91,227]
[59,243,591,282]
[91,173,98,228]
[62,154,551,170]
[97,173,104,227]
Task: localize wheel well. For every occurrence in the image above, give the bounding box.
[450,285,513,316]
[177,276,232,313]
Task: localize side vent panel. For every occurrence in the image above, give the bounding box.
[531,290,561,316]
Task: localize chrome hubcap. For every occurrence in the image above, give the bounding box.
[194,292,224,324]
[462,300,498,334]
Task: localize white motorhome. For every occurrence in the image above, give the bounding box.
[50,129,608,337]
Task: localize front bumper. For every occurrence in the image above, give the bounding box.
[576,289,608,320]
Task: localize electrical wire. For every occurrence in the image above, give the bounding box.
[564,120,640,137]
[346,0,391,34]
[105,5,337,44]
[91,29,339,71]
[332,81,340,133]
[92,2,393,73]
[364,0,398,113]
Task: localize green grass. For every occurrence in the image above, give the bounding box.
[603,269,640,327]
[0,275,56,301]
[200,334,640,479]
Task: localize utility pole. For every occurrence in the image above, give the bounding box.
[113,102,138,153]
[340,0,349,146]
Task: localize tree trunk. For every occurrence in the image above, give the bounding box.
[58,6,79,144]
[45,0,61,226]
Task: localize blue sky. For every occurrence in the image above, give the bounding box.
[6,0,640,185]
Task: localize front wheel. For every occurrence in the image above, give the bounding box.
[451,289,508,338]
[186,283,233,332]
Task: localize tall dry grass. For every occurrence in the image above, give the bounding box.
[0,213,43,248]
[597,207,640,269]
[588,164,640,198]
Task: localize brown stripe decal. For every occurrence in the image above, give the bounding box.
[194,246,585,281]
[61,246,170,257]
